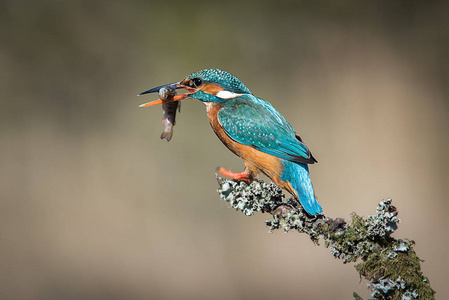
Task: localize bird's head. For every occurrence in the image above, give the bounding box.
[138,69,252,107]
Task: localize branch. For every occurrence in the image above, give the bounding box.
[216,175,435,300]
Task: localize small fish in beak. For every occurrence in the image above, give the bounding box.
[159,87,180,142]
[138,81,194,141]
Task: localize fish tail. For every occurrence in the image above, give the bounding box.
[160,124,174,142]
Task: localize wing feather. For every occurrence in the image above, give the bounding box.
[217,95,316,164]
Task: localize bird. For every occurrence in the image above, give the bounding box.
[138,69,322,215]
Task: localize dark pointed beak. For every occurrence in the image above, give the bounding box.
[138,81,184,96]
[138,81,195,107]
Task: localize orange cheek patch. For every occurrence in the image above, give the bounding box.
[200,83,223,95]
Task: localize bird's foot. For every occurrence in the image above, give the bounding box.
[218,167,251,183]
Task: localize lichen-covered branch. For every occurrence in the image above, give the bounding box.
[216,175,435,300]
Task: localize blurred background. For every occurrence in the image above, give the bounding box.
[1,1,448,299]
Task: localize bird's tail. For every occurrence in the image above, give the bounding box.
[281,160,322,215]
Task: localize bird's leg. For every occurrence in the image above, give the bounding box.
[218,167,252,183]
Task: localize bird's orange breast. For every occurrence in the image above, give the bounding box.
[206,103,284,183]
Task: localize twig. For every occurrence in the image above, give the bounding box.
[216,175,435,300]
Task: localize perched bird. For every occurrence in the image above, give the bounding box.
[139,69,322,215]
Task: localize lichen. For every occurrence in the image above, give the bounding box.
[356,245,434,299]
[216,176,435,300]
[217,175,284,216]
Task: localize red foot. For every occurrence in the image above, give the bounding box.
[218,167,251,183]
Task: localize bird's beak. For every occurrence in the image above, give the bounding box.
[138,81,194,107]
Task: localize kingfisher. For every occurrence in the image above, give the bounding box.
[138,69,322,215]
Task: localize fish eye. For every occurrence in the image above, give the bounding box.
[192,78,203,87]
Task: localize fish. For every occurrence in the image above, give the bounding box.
[159,87,181,142]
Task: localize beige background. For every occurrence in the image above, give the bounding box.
[1,1,448,299]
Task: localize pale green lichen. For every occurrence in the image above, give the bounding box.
[216,176,435,300]
[217,176,284,216]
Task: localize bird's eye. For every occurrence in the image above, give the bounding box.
[192,78,203,87]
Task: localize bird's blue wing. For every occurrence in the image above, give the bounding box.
[217,95,316,164]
